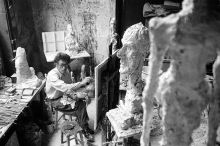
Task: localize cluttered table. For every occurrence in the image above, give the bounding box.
[0,76,45,145]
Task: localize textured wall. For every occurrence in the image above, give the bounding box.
[31,0,115,65]
[14,0,49,73]
[0,0,115,75]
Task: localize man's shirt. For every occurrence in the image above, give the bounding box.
[45,68,81,99]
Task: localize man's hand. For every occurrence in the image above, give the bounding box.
[81,77,93,87]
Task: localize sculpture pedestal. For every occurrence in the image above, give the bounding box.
[106,108,142,145]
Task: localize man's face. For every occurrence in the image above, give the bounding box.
[56,60,68,74]
[117,43,139,74]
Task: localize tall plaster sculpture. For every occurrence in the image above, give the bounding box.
[141,0,220,145]
[15,47,42,88]
[210,52,220,145]
[15,47,33,84]
[117,23,149,129]
[109,18,119,53]
[65,24,80,53]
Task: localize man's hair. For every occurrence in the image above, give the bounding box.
[54,52,71,64]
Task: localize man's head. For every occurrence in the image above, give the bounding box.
[117,23,149,74]
[54,52,71,74]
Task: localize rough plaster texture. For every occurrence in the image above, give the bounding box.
[210,53,220,145]
[117,23,149,129]
[141,0,220,146]
[65,24,81,52]
[15,47,32,84]
[31,0,115,65]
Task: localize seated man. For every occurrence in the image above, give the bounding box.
[45,52,94,139]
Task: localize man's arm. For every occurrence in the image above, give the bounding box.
[67,77,93,99]
[48,73,84,93]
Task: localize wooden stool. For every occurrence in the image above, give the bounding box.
[61,121,84,146]
[47,100,76,129]
[54,108,76,129]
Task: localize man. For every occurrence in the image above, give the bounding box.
[45,52,94,139]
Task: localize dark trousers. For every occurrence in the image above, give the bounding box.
[50,98,89,129]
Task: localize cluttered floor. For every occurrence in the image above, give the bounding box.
[41,98,103,146]
[40,98,209,146]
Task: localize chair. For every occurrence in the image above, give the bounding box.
[52,106,77,129]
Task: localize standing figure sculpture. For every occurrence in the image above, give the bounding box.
[117,22,149,129]
[141,0,220,146]
[109,18,119,53]
[15,47,33,84]
[65,24,81,53]
[211,53,220,145]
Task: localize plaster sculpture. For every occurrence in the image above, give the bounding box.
[109,18,118,53]
[15,47,33,84]
[65,24,81,53]
[15,47,42,88]
[210,52,220,145]
[117,22,149,129]
[141,0,220,146]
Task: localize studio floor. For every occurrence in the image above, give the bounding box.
[41,98,208,146]
[41,98,104,146]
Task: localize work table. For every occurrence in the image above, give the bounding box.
[0,79,46,145]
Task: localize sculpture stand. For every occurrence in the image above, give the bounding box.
[105,23,150,145]
[116,23,149,130]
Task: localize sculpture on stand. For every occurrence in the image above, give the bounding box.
[141,0,220,145]
[117,22,149,129]
[65,24,81,53]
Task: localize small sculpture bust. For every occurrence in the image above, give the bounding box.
[65,24,81,53]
